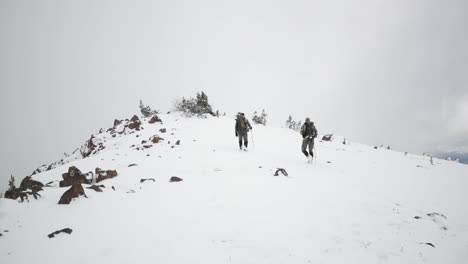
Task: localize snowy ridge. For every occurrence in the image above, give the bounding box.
[30,114,160,176]
[1,112,467,264]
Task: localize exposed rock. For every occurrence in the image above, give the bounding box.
[4,189,41,202]
[414,216,422,219]
[423,242,435,248]
[159,128,167,133]
[19,176,44,193]
[48,228,73,238]
[140,178,156,183]
[87,185,105,192]
[322,134,333,141]
[96,168,118,183]
[427,212,447,219]
[143,145,153,149]
[4,176,43,202]
[80,134,105,158]
[128,164,138,167]
[128,115,141,130]
[59,166,93,187]
[130,115,139,122]
[114,119,122,127]
[148,114,162,124]
[169,176,183,182]
[274,168,288,177]
[175,140,181,145]
[150,135,163,144]
[58,183,87,204]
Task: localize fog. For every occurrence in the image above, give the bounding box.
[1,0,467,190]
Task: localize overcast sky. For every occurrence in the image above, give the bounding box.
[1,0,467,191]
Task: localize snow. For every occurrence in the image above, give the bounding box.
[1,113,467,263]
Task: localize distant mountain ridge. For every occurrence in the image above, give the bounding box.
[433,151,468,164]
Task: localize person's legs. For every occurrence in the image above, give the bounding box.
[308,139,314,157]
[243,133,248,148]
[238,132,243,149]
[302,138,309,157]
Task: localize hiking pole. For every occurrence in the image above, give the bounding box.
[250,129,255,149]
[313,144,317,164]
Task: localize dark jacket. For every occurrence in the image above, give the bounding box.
[300,122,317,139]
[235,116,252,134]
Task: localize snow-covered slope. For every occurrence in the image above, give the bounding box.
[1,113,467,264]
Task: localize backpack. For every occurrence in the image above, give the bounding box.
[302,123,317,137]
[238,117,246,129]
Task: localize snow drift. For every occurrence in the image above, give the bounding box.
[0,112,467,264]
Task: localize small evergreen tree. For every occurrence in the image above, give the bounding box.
[285,115,302,131]
[173,91,215,116]
[8,175,16,191]
[139,100,158,117]
[252,109,267,125]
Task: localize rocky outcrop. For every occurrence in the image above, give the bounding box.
[48,228,73,238]
[322,134,333,141]
[59,166,93,188]
[169,176,183,182]
[114,119,122,127]
[148,115,162,124]
[150,135,164,144]
[127,115,141,130]
[19,176,44,193]
[58,183,87,204]
[274,168,288,176]
[4,176,43,202]
[140,178,156,183]
[80,135,105,158]
[96,168,118,183]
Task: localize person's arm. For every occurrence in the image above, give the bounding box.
[313,126,318,138]
[248,120,252,130]
[235,120,238,136]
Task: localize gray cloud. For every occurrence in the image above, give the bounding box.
[1,0,467,190]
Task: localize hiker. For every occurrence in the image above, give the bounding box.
[235,113,252,150]
[300,118,318,161]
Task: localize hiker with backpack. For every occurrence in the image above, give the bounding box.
[300,118,318,162]
[235,113,253,151]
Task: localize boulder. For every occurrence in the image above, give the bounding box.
[19,176,44,193]
[169,176,183,182]
[148,115,162,124]
[96,168,118,183]
[48,228,73,238]
[150,135,163,144]
[140,178,156,183]
[274,168,288,177]
[4,176,43,202]
[128,115,141,130]
[58,183,87,204]
[114,119,122,127]
[59,166,92,187]
[322,134,333,141]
